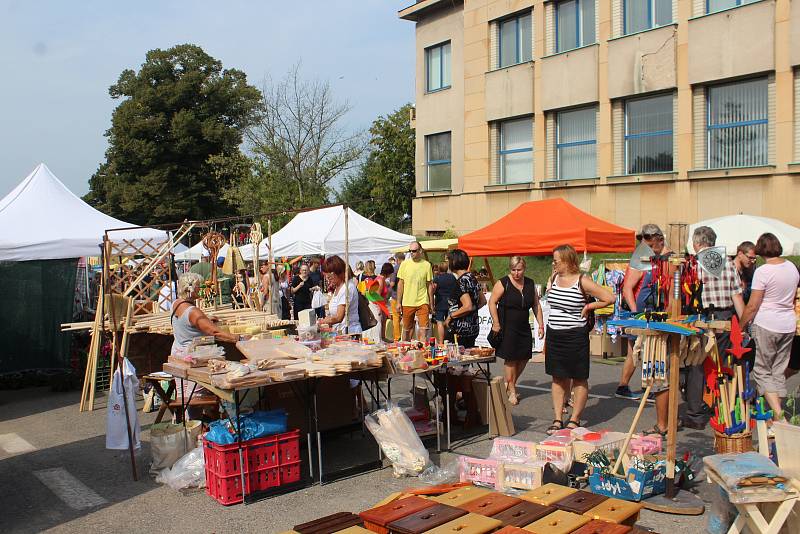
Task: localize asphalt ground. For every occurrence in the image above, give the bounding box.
[2,357,796,534]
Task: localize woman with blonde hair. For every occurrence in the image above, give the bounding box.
[544,245,615,433]
[489,256,543,405]
[171,273,242,356]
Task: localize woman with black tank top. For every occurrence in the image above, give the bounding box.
[544,245,615,434]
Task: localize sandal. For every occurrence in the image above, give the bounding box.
[565,419,581,429]
[642,424,667,437]
[546,419,564,435]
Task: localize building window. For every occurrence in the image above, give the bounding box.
[625,94,673,174]
[556,0,595,52]
[425,41,451,92]
[624,0,672,34]
[557,107,597,179]
[499,12,533,68]
[499,118,533,183]
[707,0,758,15]
[426,132,452,190]
[707,78,767,169]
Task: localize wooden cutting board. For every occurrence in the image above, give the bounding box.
[458,492,523,516]
[293,512,362,534]
[359,495,436,534]
[523,510,591,534]
[493,527,530,534]
[553,490,608,515]
[430,486,492,507]
[334,527,372,534]
[491,501,556,527]
[520,484,577,506]
[386,503,467,534]
[422,513,502,534]
[583,498,643,526]
[570,519,632,534]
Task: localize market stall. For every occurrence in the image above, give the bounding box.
[686,214,800,255]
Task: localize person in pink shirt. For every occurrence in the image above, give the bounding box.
[740,232,800,421]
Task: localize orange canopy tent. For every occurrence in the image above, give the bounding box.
[458,198,635,256]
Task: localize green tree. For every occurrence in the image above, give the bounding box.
[84,44,261,224]
[337,103,415,229]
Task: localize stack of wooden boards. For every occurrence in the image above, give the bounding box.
[279,483,652,534]
[471,376,515,437]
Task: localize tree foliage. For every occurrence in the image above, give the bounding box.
[337,103,415,229]
[84,44,261,224]
[246,64,365,208]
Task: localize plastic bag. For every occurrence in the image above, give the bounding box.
[149,421,202,474]
[419,460,458,485]
[156,446,206,490]
[205,409,288,445]
[365,403,430,477]
[106,358,141,450]
[311,289,327,309]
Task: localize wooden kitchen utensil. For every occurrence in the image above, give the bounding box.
[523,509,591,534]
[386,503,467,534]
[491,501,556,527]
[359,495,436,534]
[458,492,523,516]
[553,490,608,515]
[520,483,577,506]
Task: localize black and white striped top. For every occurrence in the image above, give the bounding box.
[547,275,586,330]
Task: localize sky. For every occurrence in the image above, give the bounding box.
[0,0,415,199]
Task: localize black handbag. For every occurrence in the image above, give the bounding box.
[487,279,509,349]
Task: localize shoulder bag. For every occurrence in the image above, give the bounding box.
[487,278,510,349]
[578,274,596,331]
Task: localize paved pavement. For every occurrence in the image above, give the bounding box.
[1,357,795,533]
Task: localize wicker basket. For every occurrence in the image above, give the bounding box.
[714,431,753,454]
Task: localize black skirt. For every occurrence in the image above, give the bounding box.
[545,326,589,380]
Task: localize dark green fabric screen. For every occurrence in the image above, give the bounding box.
[0,259,77,373]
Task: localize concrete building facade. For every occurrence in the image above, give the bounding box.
[399,0,800,243]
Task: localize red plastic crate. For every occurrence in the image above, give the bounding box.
[203,429,301,505]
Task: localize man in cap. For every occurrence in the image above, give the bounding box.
[616,223,672,401]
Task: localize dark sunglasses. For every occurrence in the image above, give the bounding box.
[642,233,664,240]
[408,248,421,253]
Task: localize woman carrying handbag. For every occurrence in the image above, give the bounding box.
[488,256,544,406]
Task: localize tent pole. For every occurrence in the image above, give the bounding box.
[267,220,273,314]
[344,206,350,335]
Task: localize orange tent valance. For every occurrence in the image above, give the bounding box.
[458,198,635,257]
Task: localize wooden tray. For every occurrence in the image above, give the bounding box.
[583,498,642,526]
[491,501,556,527]
[523,510,591,534]
[553,490,608,514]
[431,486,492,507]
[386,503,467,534]
[293,512,362,534]
[520,484,577,505]
[458,492,523,516]
[359,495,436,533]
[422,513,502,534]
[571,519,632,534]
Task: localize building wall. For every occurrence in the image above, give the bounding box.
[402,0,800,239]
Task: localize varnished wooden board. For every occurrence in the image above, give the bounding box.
[520,484,577,506]
[553,490,608,515]
[422,512,503,534]
[386,503,467,534]
[162,362,188,379]
[523,510,591,534]
[458,492,523,516]
[359,495,436,528]
[293,512,362,534]
[583,498,643,526]
[494,527,531,534]
[571,519,632,534]
[430,486,492,507]
[335,527,372,534]
[491,501,556,527]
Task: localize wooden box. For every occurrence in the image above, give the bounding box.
[491,501,556,527]
[458,492,522,516]
[422,513,502,534]
[386,503,467,534]
[520,483,577,505]
[523,510,591,534]
[293,512,362,534]
[583,498,643,526]
[431,486,492,507]
[359,495,435,534]
[571,519,632,534]
[553,490,608,515]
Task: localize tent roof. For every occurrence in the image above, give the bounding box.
[0,163,168,262]
[458,198,636,256]
[687,214,800,256]
[241,206,414,262]
[391,238,457,254]
[174,241,229,262]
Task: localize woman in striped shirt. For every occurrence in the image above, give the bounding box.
[545,245,615,434]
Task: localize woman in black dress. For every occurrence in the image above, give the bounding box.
[488,256,544,405]
[290,263,313,319]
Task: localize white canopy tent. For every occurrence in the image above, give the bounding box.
[173,241,229,262]
[241,205,414,265]
[0,163,168,261]
[686,214,800,256]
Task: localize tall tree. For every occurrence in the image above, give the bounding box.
[247,64,366,208]
[85,44,261,224]
[337,103,415,229]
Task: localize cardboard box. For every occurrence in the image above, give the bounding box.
[590,333,628,359]
[588,462,666,501]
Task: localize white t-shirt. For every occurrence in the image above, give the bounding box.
[329,280,362,334]
[752,260,800,333]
